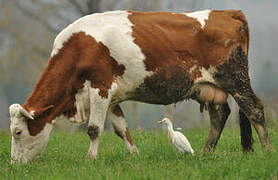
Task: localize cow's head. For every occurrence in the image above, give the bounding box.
[9,104,54,163]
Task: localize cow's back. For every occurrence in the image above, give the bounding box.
[128,10,248,71]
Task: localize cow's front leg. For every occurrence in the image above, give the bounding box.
[87,88,111,159]
[203,102,230,152]
[107,105,139,155]
[87,124,102,159]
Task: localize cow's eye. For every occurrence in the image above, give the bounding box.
[14,129,23,138]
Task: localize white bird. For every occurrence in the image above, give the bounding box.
[157,118,194,155]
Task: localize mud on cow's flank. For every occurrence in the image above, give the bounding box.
[9,9,273,163]
[134,65,194,105]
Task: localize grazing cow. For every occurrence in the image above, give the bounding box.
[9,10,273,163]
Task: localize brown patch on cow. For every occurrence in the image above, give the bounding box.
[128,10,249,72]
[23,32,125,136]
[125,128,134,145]
[87,125,100,140]
[112,105,124,117]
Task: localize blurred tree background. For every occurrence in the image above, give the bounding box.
[0,0,277,130]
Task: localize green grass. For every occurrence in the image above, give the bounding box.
[0,128,278,180]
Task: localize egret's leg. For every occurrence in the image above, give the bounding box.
[107,105,139,154]
[203,102,230,152]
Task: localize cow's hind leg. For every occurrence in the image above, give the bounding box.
[214,46,273,151]
[107,105,139,154]
[203,102,230,152]
[234,93,272,151]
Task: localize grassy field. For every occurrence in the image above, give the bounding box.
[0,128,278,180]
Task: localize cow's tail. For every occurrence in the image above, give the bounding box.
[239,109,254,152]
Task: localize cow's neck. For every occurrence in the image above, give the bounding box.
[23,48,80,120]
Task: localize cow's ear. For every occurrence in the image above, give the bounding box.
[33,105,54,118]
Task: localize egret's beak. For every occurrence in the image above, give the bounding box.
[157,120,163,124]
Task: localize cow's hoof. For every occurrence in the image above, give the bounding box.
[129,145,139,155]
[201,147,214,154]
[87,152,97,159]
[266,144,275,152]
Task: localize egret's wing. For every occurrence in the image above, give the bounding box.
[172,131,194,154]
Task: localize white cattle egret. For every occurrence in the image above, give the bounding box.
[157,118,194,155]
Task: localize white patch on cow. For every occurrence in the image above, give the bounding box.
[11,123,53,164]
[9,104,33,120]
[88,82,117,127]
[51,10,151,101]
[184,10,211,29]
[9,104,22,118]
[9,104,53,163]
[30,110,35,116]
[194,66,216,83]
[189,65,197,74]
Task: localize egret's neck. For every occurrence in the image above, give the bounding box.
[167,122,174,134]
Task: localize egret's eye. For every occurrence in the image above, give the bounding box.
[16,131,22,135]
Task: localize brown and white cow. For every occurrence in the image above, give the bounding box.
[9,10,273,163]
